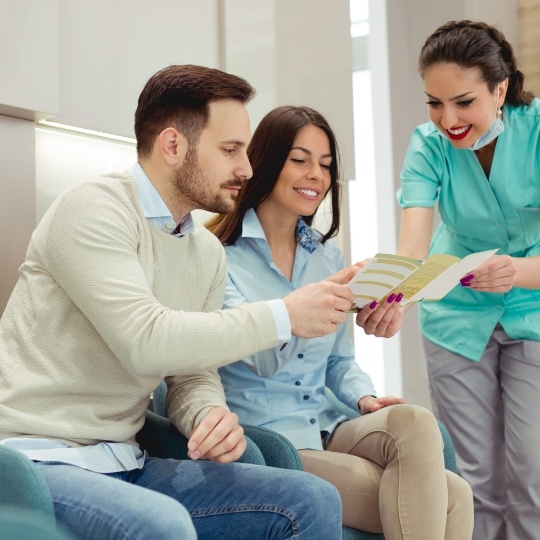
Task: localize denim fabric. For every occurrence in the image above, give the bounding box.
[37,456,342,540]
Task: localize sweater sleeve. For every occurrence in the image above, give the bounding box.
[165,248,230,435]
[41,180,279,378]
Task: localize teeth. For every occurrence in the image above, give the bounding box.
[296,188,318,197]
[448,126,470,135]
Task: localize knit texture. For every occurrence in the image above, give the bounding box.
[0,173,278,446]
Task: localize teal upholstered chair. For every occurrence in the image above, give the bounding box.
[1,384,455,540]
[136,408,266,465]
[0,404,266,540]
[152,381,458,540]
[0,444,74,539]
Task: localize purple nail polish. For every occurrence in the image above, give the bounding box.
[387,293,396,303]
[461,282,471,287]
[461,274,474,282]
[369,300,378,309]
[396,293,403,302]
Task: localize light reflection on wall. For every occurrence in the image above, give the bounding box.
[35,127,137,224]
[35,127,213,225]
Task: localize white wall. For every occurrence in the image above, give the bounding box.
[56,0,220,137]
[35,127,137,222]
[0,116,36,314]
[0,0,221,315]
[224,0,355,263]
[0,0,59,120]
[0,0,59,314]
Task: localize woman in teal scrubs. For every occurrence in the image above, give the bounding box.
[393,20,540,540]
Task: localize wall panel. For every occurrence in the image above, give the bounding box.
[0,116,35,314]
[519,0,540,95]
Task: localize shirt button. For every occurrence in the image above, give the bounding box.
[303,395,309,400]
[295,381,301,386]
[298,354,304,359]
[309,418,316,424]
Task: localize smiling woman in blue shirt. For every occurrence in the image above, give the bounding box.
[207,105,473,539]
[382,20,540,540]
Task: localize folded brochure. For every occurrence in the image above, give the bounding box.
[348,249,498,309]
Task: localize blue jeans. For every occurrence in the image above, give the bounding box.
[37,457,341,540]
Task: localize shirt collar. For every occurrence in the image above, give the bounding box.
[242,208,319,254]
[130,162,194,236]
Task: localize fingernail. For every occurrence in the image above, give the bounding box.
[461,274,474,283]
[461,282,471,287]
[395,293,403,302]
[191,451,200,460]
[387,293,396,303]
[369,300,377,309]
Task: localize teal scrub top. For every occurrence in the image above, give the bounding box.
[397,99,540,361]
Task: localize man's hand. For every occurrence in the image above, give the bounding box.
[284,281,354,338]
[187,406,246,463]
[355,295,406,338]
[461,254,517,292]
[358,395,406,415]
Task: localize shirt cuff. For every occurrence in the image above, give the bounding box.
[267,299,291,343]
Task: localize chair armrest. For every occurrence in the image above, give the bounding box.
[325,387,361,419]
[137,410,266,465]
[242,424,303,471]
[0,508,74,540]
[136,410,191,460]
[342,525,384,540]
[437,421,457,474]
[152,380,168,417]
[0,445,55,523]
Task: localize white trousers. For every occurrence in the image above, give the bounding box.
[424,325,540,540]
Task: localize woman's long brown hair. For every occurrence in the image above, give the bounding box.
[207,105,342,245]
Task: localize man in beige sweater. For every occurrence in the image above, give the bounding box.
[0,65,353,539]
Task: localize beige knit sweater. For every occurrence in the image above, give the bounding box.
[0,174,278,447]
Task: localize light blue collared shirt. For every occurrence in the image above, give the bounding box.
[218,209,376,450]
[130,162,195,237]
[0,438,144,474]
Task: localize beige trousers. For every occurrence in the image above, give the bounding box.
[298,404,473,540]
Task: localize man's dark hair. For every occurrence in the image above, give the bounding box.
[134,64,255,157]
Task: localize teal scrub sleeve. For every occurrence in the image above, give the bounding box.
[397,125,444,208]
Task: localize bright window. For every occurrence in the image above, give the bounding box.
[349,0,385,395]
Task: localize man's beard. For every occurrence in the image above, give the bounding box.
[173,147,238,215]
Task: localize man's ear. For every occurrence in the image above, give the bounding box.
[157,127,189,167]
